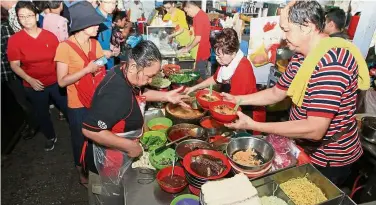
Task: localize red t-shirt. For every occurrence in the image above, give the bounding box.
[7,29,59,87]
[213,57,266,124]
[193,10,211,61]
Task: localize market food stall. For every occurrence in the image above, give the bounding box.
[119,84,357,204]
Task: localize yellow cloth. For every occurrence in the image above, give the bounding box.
[287,37,370,107]
[188,27,198,60]
[163,9,190,46]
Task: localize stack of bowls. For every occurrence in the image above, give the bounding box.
[182,149,232,195]
[226,137,275,179]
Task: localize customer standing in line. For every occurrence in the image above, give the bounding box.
[43,1,69,42]
[96,0,119,70]
[1,4,38,140]
[181,0,211,80]
[8,1,68,151]
[55,1,106,187]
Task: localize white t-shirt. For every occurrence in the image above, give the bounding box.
[130,1,144,22]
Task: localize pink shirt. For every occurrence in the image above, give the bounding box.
[43,13,68,42]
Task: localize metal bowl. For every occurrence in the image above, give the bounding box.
[166,123,207,142]
[226,137,275,172]
[165,102,207,125]
[175,139,211,159]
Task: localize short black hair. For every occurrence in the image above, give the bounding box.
[288,1,325,32]
[113,10,127,22]
[163,1,177,5]
[47,1,63,9]
[15,1,39,15]
[325,8,346,30]
[182,1,201,9]
[129,40,162,69]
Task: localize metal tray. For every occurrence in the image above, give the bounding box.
[256,181,296,205]
[253,164,345,205]
[340,196,357,205]
[250,153,298,181]
[144,109,165,125]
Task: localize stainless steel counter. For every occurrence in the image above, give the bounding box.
[122,167,189,205]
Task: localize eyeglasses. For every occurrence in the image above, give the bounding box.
[101,0,117,5]
[18,14,35,20]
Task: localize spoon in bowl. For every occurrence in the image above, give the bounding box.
[233,99,242,112]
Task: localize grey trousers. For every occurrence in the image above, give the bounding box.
[195,59,210,80]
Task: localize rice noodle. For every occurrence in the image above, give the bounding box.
[280,176,327,205]
[260,196,288,205]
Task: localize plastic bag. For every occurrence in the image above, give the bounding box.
[266,134,294,170]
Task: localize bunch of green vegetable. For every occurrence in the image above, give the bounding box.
[150,77,171,88]
[144,135,164,147]
[169,72,200,84]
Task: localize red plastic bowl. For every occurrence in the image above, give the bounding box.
[183,149,231,180]
[162,64,181,77]
[156,166,188,193]
[195,90,223,109]
[209,101,242,123]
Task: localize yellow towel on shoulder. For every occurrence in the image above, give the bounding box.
[287,37,370,107]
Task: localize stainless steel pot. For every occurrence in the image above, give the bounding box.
[165,102,207,125]
[361,116,376,144]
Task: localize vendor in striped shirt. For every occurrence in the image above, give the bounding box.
[223,0,366,186]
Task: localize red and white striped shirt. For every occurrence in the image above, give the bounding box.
[277,48,363,167]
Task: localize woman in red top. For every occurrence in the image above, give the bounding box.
[8,1,68,151]
[186,28,266,129]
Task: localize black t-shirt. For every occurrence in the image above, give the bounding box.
[82,66,143,173]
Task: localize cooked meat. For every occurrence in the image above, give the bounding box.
[190,154,226,177]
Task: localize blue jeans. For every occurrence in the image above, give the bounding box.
[67,107,87,166]
[25,83,68,139]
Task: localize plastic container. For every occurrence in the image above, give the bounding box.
[147,117,173,133]
[156,166,187,193]
[196,90,223,110]
[149,148,176,170]
[140,131,167,151]
[209,101,242,123]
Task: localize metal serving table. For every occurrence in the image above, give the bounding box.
[122,167,189,205]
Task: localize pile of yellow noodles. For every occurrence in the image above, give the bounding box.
[280,176,327,205]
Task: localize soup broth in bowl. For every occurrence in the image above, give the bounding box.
[196,90,223,109]
[209,101,241,123]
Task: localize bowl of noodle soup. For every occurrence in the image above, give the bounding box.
[196,90,223,109]
[209,101,241,123]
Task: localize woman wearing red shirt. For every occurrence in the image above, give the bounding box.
[181,1,211,80]
[186,28,266,129]
[8,1,68,151]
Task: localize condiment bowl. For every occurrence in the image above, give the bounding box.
[156,166,187,193]
[175,139,211,160]
[226,137,275,172]
[140,131,167,151]
[147,117,173,133]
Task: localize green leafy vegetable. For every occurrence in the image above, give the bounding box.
[144,135,163,147]
[150,77,171,88]
[169,72,199,83]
